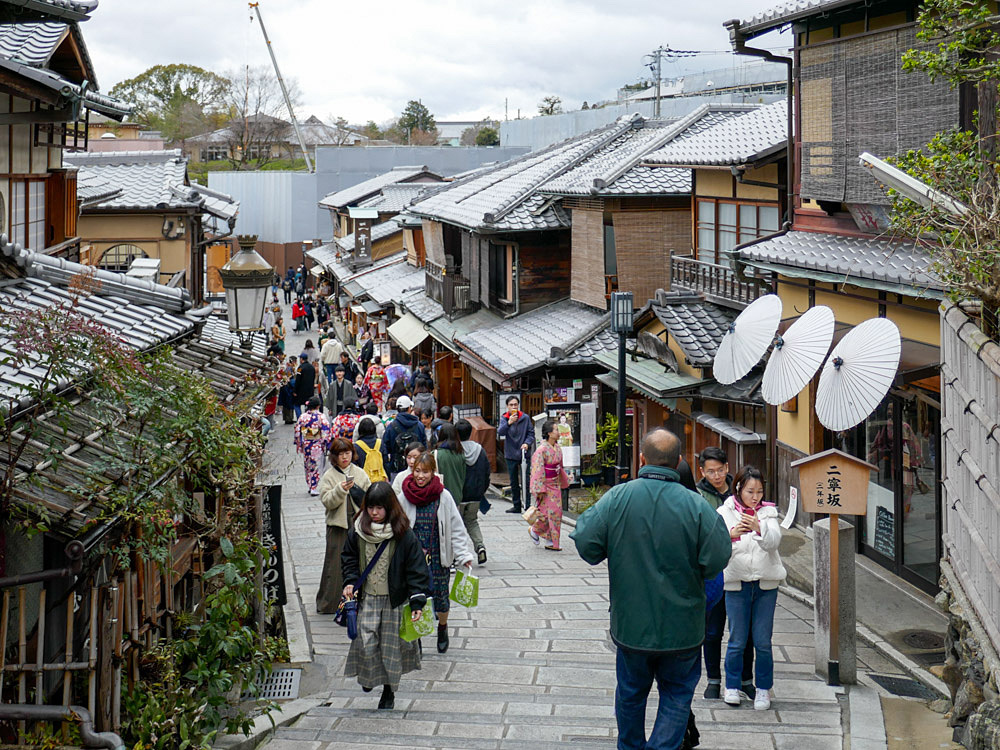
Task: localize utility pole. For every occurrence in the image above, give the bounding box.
[644,46,669,118]
[249,2,313,173]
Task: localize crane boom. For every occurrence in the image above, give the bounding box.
[249,2,313,173]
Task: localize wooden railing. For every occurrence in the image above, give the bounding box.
[425,259,475,319]
[670,254,765,308]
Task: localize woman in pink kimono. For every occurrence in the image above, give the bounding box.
[363,356,390,412]
[529,419,570,551]
[294,396,332,495]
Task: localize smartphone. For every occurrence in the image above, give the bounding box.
[345,476,354,486]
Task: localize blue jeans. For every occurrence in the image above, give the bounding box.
[506,458,524,509]
[293,404,302,419]
[724,581,777,690]
[704,597,754,682]
[615,644,700,750]
[324,363,335,383]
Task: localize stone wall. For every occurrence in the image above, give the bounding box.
[940,304,1000,749]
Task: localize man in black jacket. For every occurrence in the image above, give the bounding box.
[292,353,316,419]
[457,419,491,564]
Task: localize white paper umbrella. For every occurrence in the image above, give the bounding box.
[714,294,783,385]
[815,317,901,432]
[761,305,835,405]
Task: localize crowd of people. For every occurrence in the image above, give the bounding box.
[267,282,790,745]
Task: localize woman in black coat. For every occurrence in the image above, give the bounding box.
[341,482,431,710]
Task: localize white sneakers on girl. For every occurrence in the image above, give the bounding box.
[528,528,540,545]
[723,688,741,706]
[754,689,771,710]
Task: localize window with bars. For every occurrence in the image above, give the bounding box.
[696,199,780,265]
[10,180,46,251]
[98,243,148,272]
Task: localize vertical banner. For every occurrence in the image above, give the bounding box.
[546,402,582,483]
[262,485,287,606]
[581,401,597,455]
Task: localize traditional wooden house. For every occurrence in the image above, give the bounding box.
[65,149,239,301]
[726,0,953,592]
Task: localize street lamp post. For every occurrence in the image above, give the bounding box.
[610,291,633,485]
[218,234,274,350]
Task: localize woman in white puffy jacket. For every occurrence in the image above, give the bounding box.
[716,465,786,711]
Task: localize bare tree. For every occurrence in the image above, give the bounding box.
[221,65,303,169]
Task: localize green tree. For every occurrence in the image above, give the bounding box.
[475,126,500,146]
[361,120,383,139]
[538,95,563,116]
[886,0,1000,335]
[109,63,230,142]
[398,100,437,133]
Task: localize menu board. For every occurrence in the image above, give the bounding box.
[873,505,895,559]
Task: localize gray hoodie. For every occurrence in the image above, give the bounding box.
[462,441,483,466]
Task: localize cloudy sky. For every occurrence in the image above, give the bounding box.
[83,0,788,126]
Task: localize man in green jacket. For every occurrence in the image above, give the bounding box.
[571,428,731,750]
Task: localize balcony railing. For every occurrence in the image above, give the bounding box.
[670,254,765,309]
[425,259,475,319]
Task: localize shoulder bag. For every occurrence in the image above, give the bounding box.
[334,539,389,639]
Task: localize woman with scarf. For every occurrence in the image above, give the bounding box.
[294,396,332,495]
[398,452,475,654]
[528,419,570,551]
[341,482,430,710]
[291,298,306,332]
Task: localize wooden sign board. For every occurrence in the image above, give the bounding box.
[790,448,876,516]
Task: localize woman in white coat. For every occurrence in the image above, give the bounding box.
[717,465,786,711]
[397,451,475,654]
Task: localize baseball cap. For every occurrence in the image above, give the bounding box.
[396,395,413,409]
[299,352,308,360]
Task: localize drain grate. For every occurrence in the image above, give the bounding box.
[242,668,301,700]
[902,630,945,650]
[867,673,939,700]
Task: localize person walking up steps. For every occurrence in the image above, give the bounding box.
[456,418,491,565]
[498,395,533,513]
[341,482,431,710]
[294,396,331,496]
[398,452,475,654]
[571,428,732,750]
[717,465,786,711]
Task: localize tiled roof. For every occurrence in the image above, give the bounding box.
[198,314,268,357]
[733,0,857,39]
[541,106,755,198]
[409,116,647,233]
[358,183,438,213]
[0,52,128,118]
[0,14,102,99]
[649,290,737,366]
[400,288,444,323]
[348,259,425,307]
[428,307,504,352]
[553,324,618,366]
[319,167,442,210]
[456,299,608,378]
[0,0,97,23]
[738,230,944,296]
[645,101,787,166]
[334,218,403,253]
[67,151,237,222]
[75,168,121,206]
[306,243,405,282]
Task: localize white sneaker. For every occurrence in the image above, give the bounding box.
[723,688,741,706]
[754,689,771,710]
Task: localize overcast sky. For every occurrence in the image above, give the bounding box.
[84,0,789,126]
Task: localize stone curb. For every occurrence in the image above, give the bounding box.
[212,697,327,750]
[848,684,889,750]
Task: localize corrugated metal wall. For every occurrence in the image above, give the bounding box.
[941,306,1000,655]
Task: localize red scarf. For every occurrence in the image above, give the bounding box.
[403,473,443,507]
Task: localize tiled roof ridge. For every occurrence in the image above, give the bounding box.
[482,115,644,224]
[1,0,98,23]
[65,148,184,165]
[729,0,859,39]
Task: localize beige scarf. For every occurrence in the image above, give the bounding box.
[354,516,394,544]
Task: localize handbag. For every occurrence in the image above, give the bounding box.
[399,601,436,642]
[334,539,389,640]
[450,569,479,608]
[522,505,540,524]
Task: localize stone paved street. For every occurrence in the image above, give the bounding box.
[258,301,846,749]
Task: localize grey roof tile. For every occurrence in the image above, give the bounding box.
[553,324,618,366]
[1,0,97,23]
[400,288,444,323]
[738,230,944,295]
[319,167,442,209]
[649,291,737,366]
[334,218,403,253]
[348,259,425,306]
[358,183,440,213]
[735,0,856,38]
[409,116,647,233]
[645,101,788,166]
[456,299,608,378]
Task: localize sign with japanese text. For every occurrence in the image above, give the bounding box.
[791,448,875,516]
[262,485,287,606]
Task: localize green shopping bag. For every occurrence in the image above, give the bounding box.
[399,602,436,642]
[449,568,479,608]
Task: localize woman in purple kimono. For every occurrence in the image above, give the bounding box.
[529,419,570,551]
[294,396,332,495]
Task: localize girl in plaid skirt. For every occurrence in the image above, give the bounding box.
[341,482,431,709]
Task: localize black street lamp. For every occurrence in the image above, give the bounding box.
[219,234,274,350]
[610,291,633,485]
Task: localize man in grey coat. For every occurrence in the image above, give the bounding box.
[324,364,357,417]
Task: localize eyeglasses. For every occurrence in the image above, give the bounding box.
[703,468,728,477]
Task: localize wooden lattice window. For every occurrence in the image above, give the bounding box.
[99,243,148,272]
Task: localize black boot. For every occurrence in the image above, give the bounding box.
[378,684,394,710]
[505,506,522,513]
[437,624,449,653]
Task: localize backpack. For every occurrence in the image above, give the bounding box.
[357,438,388,483]
[389,424,421,473]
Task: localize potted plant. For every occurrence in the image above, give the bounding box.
[595,414,629,485]
[581,455,602,487]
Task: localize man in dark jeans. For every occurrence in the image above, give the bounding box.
[497,395,534,513]
[696,446,755,700]
[571,429,732,750]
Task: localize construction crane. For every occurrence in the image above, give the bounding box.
[249,2,313,173]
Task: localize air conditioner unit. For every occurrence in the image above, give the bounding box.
[454,285,470,310]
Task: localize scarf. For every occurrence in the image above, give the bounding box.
[354,516,394,544]
[403,473,443,507]
[732,495,775,516]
